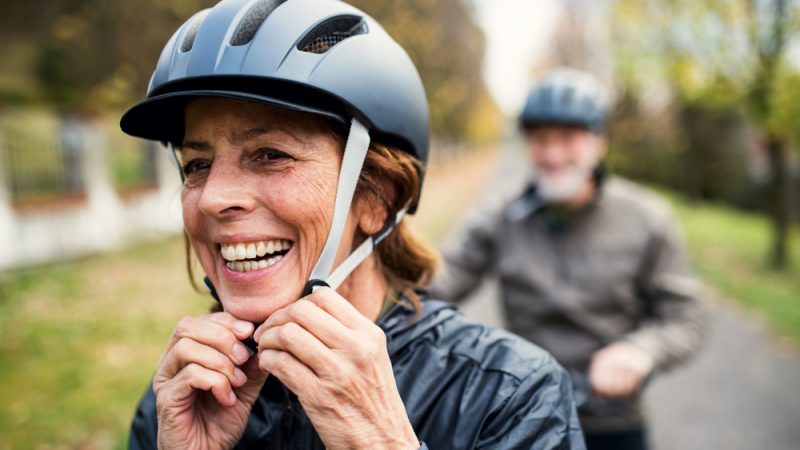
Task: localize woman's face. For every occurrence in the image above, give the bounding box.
[181,98,361,322]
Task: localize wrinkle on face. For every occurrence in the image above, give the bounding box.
[180,98,354,321]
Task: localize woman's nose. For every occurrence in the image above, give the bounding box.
[197,162,256,219]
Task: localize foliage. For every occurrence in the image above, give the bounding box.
[350,0,497,140]
[612,0,800,144]
[611,0,800,268]
[659,188,800,345]
[0,0,500,141]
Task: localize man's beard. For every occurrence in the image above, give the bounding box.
[534,149,599,204]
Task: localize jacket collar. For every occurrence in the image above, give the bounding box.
[507,164,607,223]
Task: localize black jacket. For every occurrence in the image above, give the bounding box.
[129,297,585,449]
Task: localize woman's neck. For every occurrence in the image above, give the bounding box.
[335,253,389,322]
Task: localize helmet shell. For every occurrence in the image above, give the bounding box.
[120,0,430,164]
[520,68,608,132]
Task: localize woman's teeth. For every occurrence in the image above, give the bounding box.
[226,255,283,272]
[220,240,292,273]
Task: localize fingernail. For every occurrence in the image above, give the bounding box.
[232,343,250,364]
[234,320,253,336]
[228,391,237,405]
[233,367,247,385]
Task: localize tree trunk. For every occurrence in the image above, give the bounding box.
[766,134,791,269]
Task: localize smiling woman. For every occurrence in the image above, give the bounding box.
[179,99,350,321]
[119,1,585,449]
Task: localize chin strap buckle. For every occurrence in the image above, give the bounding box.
[302,279,331,297]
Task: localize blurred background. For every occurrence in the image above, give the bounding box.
[0,0,798,448]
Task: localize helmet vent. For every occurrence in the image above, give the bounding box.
[231,0,287,46]
[180,11,209,52]
[298,15,367,54]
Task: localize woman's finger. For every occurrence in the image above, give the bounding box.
[158,337,247,388]
[305,287,373,330]
[162,362,238,407]
[165,315,252,366]
[256,299,352,349]
[258,322,338,376]
[258,349,317,395]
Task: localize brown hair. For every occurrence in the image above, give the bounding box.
[355,143,438,311]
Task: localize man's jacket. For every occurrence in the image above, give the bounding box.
[129,298,586,449]
[429,176,708,432]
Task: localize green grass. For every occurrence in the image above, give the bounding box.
[0,238,210,449]
[659,190,800,345]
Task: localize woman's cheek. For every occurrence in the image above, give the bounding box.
[181,190,205,238]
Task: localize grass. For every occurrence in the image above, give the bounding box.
[0,149,499,450]
[660,191,800,346]
[0,239,210,449]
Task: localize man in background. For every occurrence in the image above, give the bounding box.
[429,68,707,450]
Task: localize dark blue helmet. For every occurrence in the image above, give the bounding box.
[520,68,609,132]
[120,0,429,168]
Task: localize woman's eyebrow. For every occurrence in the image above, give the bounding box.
[182,125,311,150]
[182,140,212,152]
[230,126,310,146]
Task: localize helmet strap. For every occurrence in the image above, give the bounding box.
[304,117,371,293]
[166,142,185,182]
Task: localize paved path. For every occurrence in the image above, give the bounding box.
[451,146,800,450]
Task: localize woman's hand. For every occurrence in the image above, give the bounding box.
[253,287,419,450]
[152,312,268,450]
[589,341,655,399]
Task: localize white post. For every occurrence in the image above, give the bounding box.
[81,117,123,250]
[154,141,184,231]
[0,125,17,270]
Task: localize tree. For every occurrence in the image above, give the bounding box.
[0,0,499,141]
[349,0,500,142]
[612,0,800,269]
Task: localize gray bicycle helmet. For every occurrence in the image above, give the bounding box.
[120,0,429,297]
[519,68,608,132]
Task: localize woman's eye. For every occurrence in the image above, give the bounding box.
[256,148,290,162]
[182,159,211,176]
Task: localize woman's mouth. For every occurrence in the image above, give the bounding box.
[220,239,293,273]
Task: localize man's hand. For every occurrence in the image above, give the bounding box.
[254,288,419,450]
[589,341,655,399]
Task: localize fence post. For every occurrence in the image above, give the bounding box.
[80,117,123,249]
[0,125,17,270]
[152,140,184,231]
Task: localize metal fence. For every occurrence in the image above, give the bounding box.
[0,109,158,204]
[1,112,78,201]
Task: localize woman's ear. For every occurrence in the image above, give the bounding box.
[354,193,388,236]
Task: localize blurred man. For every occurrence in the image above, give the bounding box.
[429,68,707,450]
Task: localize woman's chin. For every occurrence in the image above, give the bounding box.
[220,294,293,323]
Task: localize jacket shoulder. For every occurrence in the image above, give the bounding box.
[390,300,584,449]
[410,301,569,382]
[602,177,675,228]
[128,384,158,450]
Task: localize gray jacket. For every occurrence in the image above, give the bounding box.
[429,176,707,432]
